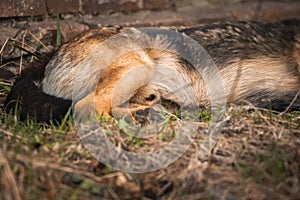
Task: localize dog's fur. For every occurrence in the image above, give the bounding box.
[4,20,300,122]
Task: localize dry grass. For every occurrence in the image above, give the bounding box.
[0,84,299,200]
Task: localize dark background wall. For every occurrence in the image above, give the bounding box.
[1,0,300,19]
[1,0,300,64]
[0,0,170,18]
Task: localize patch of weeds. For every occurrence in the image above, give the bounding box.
[50,109,74,134]
[235,142,289,186]
[98,114,114,123]
[263,155,287,184]
[233,161,252,179]
[62,174,108,198]
[1,103,74,157]
[126,133,142,148]
[118,118,144,148]
[79,180,93,191]
[198,111,211,122]
[101,165,114,175]
[0,80,11,93]
[283,111,300,128]
[250,109,264,124]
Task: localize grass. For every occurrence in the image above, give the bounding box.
[1,84,299,199]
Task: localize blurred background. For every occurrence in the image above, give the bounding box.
[1,0,300,64]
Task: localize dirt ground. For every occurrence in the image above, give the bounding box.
[1,2,300,200]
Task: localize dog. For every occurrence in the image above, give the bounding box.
[4,19,300,122]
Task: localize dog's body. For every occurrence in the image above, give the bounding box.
[5,20,300,122]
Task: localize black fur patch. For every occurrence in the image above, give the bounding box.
[4,52,72,123]
[4,77,72,123]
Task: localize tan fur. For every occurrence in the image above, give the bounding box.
[68,50,300,117]
[94,50,156,116]
[221,57,300,103]
[95,56,300,117]
[42,27,120,99]
[40,21,300,118]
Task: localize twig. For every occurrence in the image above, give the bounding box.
[0,38,10,55]
[5,151,124,183]
[0,128,26,141]
[19,30,28,74]
[107,188,121,200]
[0,150,22,200]
[0,60,21,69]
[28,31,50,51]
[279,88,300,116]
[6,39,38,57]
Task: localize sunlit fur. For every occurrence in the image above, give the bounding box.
[5,20,300,121]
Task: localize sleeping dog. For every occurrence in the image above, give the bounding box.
[4,19,300,122]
